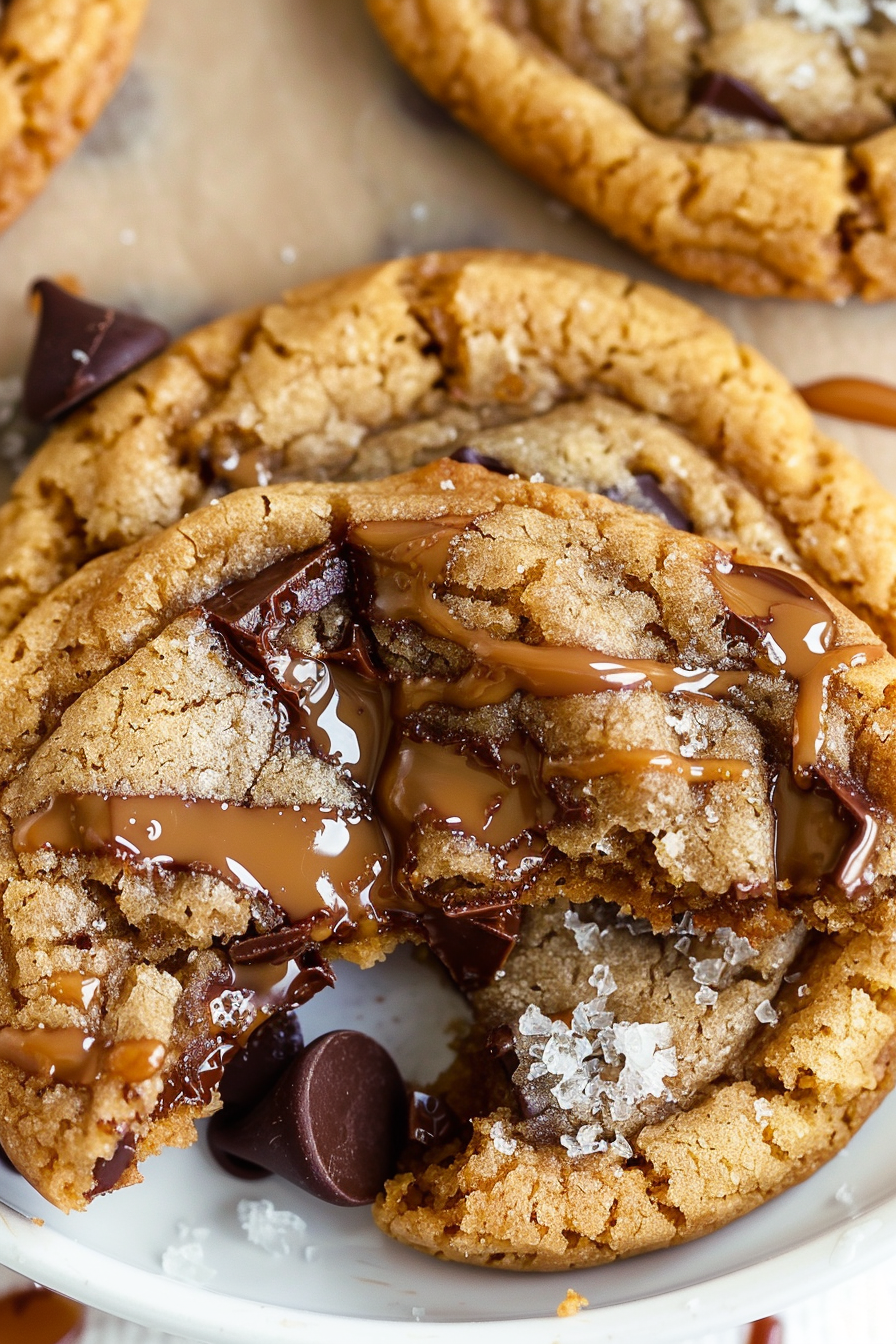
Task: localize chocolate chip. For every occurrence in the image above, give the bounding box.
[603,473,692,532]
[229,926,327,969]
[691,72,783,126]
[208,1030,407,1205]
[91,1130,136,1195]
[422,903,521,992]
[407,1090,463,1147]
[24,280,169,421]
[217,1008,306,1114]
[449,446,514,475]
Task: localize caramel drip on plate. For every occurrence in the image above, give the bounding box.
[800,377,896,428]
[0,1288,84,1344]
[14,794,395,935]
[352,517,749,704]
[0,1025,164,1085]
[544,749,752,783]
[747,1318,783,1344]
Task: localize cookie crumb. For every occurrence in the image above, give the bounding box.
[557,1289,588,1317]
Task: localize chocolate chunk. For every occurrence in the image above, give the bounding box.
[229,926,323,968]
[407,1090,463,1147]
[24,280,169,422]
[208,1030,407,1204]
[205,543,350,647]
[91,1130,136,1195]
[604,473,692,532]
[422,903,521,992]
[217,1008,305,1114]
[691,72,783,126]
[449,446,514,475]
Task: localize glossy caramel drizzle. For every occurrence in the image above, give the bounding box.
[351,517,749,705]
[0,1025,164,1085]
[799,376,896,429]
[543,749,752,783]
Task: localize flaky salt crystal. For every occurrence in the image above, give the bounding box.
[237,1199,307,1257]
[754,1098,773,1123]
[755,999,779,1025]
[563,909,604,954]
[695,985,718,1007]
[519,1004,553,1036]
[715,927,757,967]
[161,1224,215,1285]
[490,1120,518,1156]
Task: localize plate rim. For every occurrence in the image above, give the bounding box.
[0,1185,892,1343]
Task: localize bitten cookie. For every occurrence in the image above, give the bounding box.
[3,252,896,648]
[365,3,896,300]
[0,0,148,231]
[0,464,895,1278]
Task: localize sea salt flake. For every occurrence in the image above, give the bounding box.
[755,999,779,1025]
[610,1133,633,1159]
[690,957,725,987]
[695,985,718,1007]
[161,1224,215,1285]
[519,1004,553,1036]
[237,1198,308,1257]
[834,1182,856,1209]
[789,61,817,87]
[588,964,617,996]
[715,927,757,967]
[754,1098,773,1123]
[563,908,604,954]
[560,1124,606,1157]
[490,1121,518,1156]
[798,983,811,998]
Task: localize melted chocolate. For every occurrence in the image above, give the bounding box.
[0,1288,84,1344]
[604,473,692,532]
[407,1090,464,1146]
[449,446,515,475]
[799,376,896,429]
[691,71,783,125]
[92,1130,136,1195]
[422,902,521,991]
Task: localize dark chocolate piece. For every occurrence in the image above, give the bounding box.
[422,903,521,993]
[91,1130,136,1195]
[603,473,692,532]
[209,1030,407,1204]
[407,1090,463,1147]
[229,926,319,966]
[449,446,515,475]
[205,543,349,647]
[691,72,783,126]
[24,280,169,422]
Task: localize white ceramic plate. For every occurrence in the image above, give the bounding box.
[0,944,893,1344]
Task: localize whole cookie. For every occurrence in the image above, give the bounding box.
[1,462,896,1279]
[3,253,896,648]
[0,0,148,232]
[365,6,896,300]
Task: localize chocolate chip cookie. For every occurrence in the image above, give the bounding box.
[364,6,896,299]
[0,0,148,233]
[4,252,896,650]
[1,463,895,1277]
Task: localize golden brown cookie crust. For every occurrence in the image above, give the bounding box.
[4,252,896,648]
[364,2,896,300]
[0,0,149,232]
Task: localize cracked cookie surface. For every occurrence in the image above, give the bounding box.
[0,0,148,232]
[1,463,896,1274]
[364,10,896,298]
[4,252,896,646]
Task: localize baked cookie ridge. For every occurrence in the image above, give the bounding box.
[365,1,896,299]
[3,253,896,645]
[0,463,895,1227]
